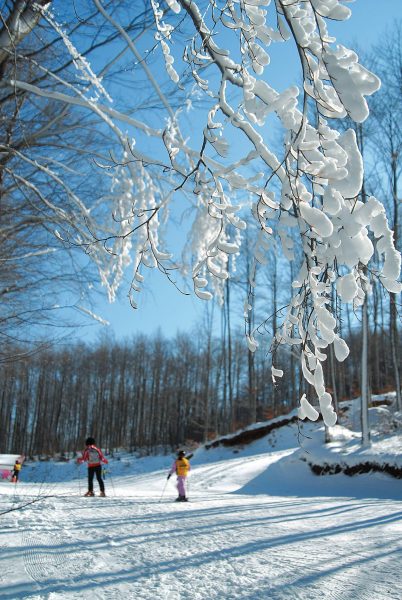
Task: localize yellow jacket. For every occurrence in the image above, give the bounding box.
[174,457,190,477]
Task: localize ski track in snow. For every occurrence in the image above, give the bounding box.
[21,500,88,586]
[2,492,401,600]
[1,427,402,599]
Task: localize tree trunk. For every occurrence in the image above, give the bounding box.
[361,300,370,446]
[390,152,401,410]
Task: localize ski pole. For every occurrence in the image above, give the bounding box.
[76,463,81,496]
[108,469,116,497]
[159,478,169,503]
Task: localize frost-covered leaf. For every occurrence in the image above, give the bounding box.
[333,130,363,198]
[321,405,337,427]
[217,240,239,254]
[324,46,380,123]
[337,272,358,302]
[381,249,401,281]
[195,288,213,300]
[299,203,333,238]
[194,277,208,288]
[165,0,181,14]
[298,394,319,421]
[380,277,402,294]
[271,366,283,383]
[246,334,259,353]
[314,361,325,397]
[333,335,349,362]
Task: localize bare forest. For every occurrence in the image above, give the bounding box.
[1,274,400,456]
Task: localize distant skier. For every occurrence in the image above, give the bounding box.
[11,459,22,483]
[167,450,191,502]
[77,437,108,497]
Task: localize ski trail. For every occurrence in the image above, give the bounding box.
[23,528,77,583]
[19,498,91,592]
[1,419,402,599]
[1,484,402,599]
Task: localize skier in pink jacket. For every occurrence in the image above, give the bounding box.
[77,437,108,497]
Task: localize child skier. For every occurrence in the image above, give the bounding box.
[167,450,191,502]
[77,437,108,497]
[11,459,22,483]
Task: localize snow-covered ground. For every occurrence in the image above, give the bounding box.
[1,407,401,599]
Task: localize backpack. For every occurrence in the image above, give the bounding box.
[87,446,101,463]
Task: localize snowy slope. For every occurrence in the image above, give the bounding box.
[0,413,401,599]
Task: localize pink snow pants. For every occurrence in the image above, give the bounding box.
[177,476,187,497]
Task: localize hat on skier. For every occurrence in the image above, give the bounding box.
[85,437,96,445]
[177,450,186,457]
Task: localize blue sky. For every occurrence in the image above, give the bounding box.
[80,0,401,343]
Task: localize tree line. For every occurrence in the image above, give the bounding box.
[0,292,399,457]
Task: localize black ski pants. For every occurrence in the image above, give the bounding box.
[88,465,105,493]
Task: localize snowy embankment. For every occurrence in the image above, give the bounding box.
[301,395,402,479]
[203,393,402,481]
[0,397,401,599]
